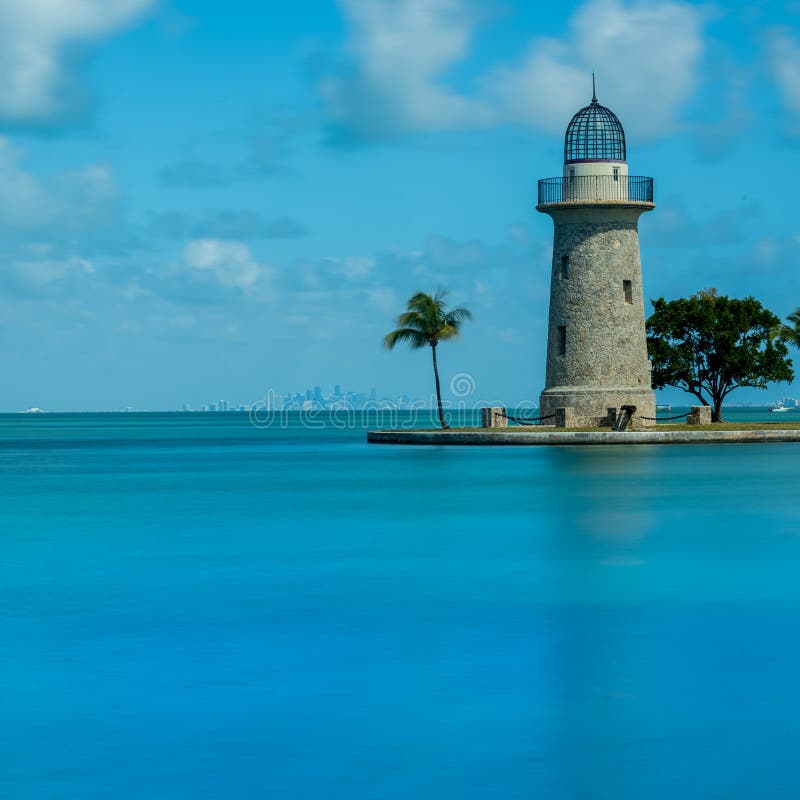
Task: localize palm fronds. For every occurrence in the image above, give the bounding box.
[779,310,800,348]
[384,291,472,347]
[383,327,428,350]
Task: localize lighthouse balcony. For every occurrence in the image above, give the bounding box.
[537,175,654,209]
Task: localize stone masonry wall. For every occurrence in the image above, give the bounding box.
[539,204,656,425]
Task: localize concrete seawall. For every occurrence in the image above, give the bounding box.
[367,429,800,446]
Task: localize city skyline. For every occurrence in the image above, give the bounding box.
[16,386,800,415]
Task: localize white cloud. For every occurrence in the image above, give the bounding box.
[321,255,376,280]
[0,253,97,296]
[321,0,704,143]
[19,256,93,282]
[0,0,155,124]
[183,239,268,291]
[366,286,398,312]
[487,0,704,138]
[0,137,117,233]
[320,0,491,141]
[753,237,779,268]
[766,28,800,122]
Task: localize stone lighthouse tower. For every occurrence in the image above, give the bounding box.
[537,81,656,425]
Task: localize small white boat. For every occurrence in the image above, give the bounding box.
[770,402,792,413]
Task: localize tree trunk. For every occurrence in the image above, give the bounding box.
[712,396,723,423]
[431,343,448,429]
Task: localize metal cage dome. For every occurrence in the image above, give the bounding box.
[564,92,626,164]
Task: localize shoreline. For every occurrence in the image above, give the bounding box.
[367,428,800,446]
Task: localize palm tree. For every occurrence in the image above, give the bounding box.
[779,310,800,349]
[383,290,472,429]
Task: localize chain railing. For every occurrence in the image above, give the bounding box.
[498,411,558,426]
[638,412,691,421]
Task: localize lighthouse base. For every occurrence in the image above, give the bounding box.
[539,386,656,427]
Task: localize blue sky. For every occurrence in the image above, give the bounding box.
[1,0,799,411]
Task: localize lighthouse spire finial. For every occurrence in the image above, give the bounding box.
[592,72,597,103]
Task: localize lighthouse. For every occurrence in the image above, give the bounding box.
[537,80,656,426]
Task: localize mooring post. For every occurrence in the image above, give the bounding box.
[615,404,639,431]
[481,407,508,428]
[555,407,575,428]
[687,406,712,425]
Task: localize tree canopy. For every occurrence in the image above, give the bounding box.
[646,290,793,422]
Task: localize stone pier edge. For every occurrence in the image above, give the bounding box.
[367,429,800,446]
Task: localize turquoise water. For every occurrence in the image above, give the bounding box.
[2,410,800,799]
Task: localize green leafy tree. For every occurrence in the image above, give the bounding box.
[778,310,800,349]
[646,291,793,422]
[384,290,472,429]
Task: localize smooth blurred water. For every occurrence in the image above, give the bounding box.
[2,410,800,799]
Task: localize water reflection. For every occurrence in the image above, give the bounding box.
[4,415,800,798]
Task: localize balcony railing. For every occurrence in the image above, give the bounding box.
[537,175,653,206]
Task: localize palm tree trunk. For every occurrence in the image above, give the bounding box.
[431,343,448,429]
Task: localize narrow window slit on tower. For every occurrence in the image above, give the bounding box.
[613,166,620,182]
[558,325,567,356]
[560,255,569,279]
[623,280,632,304]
